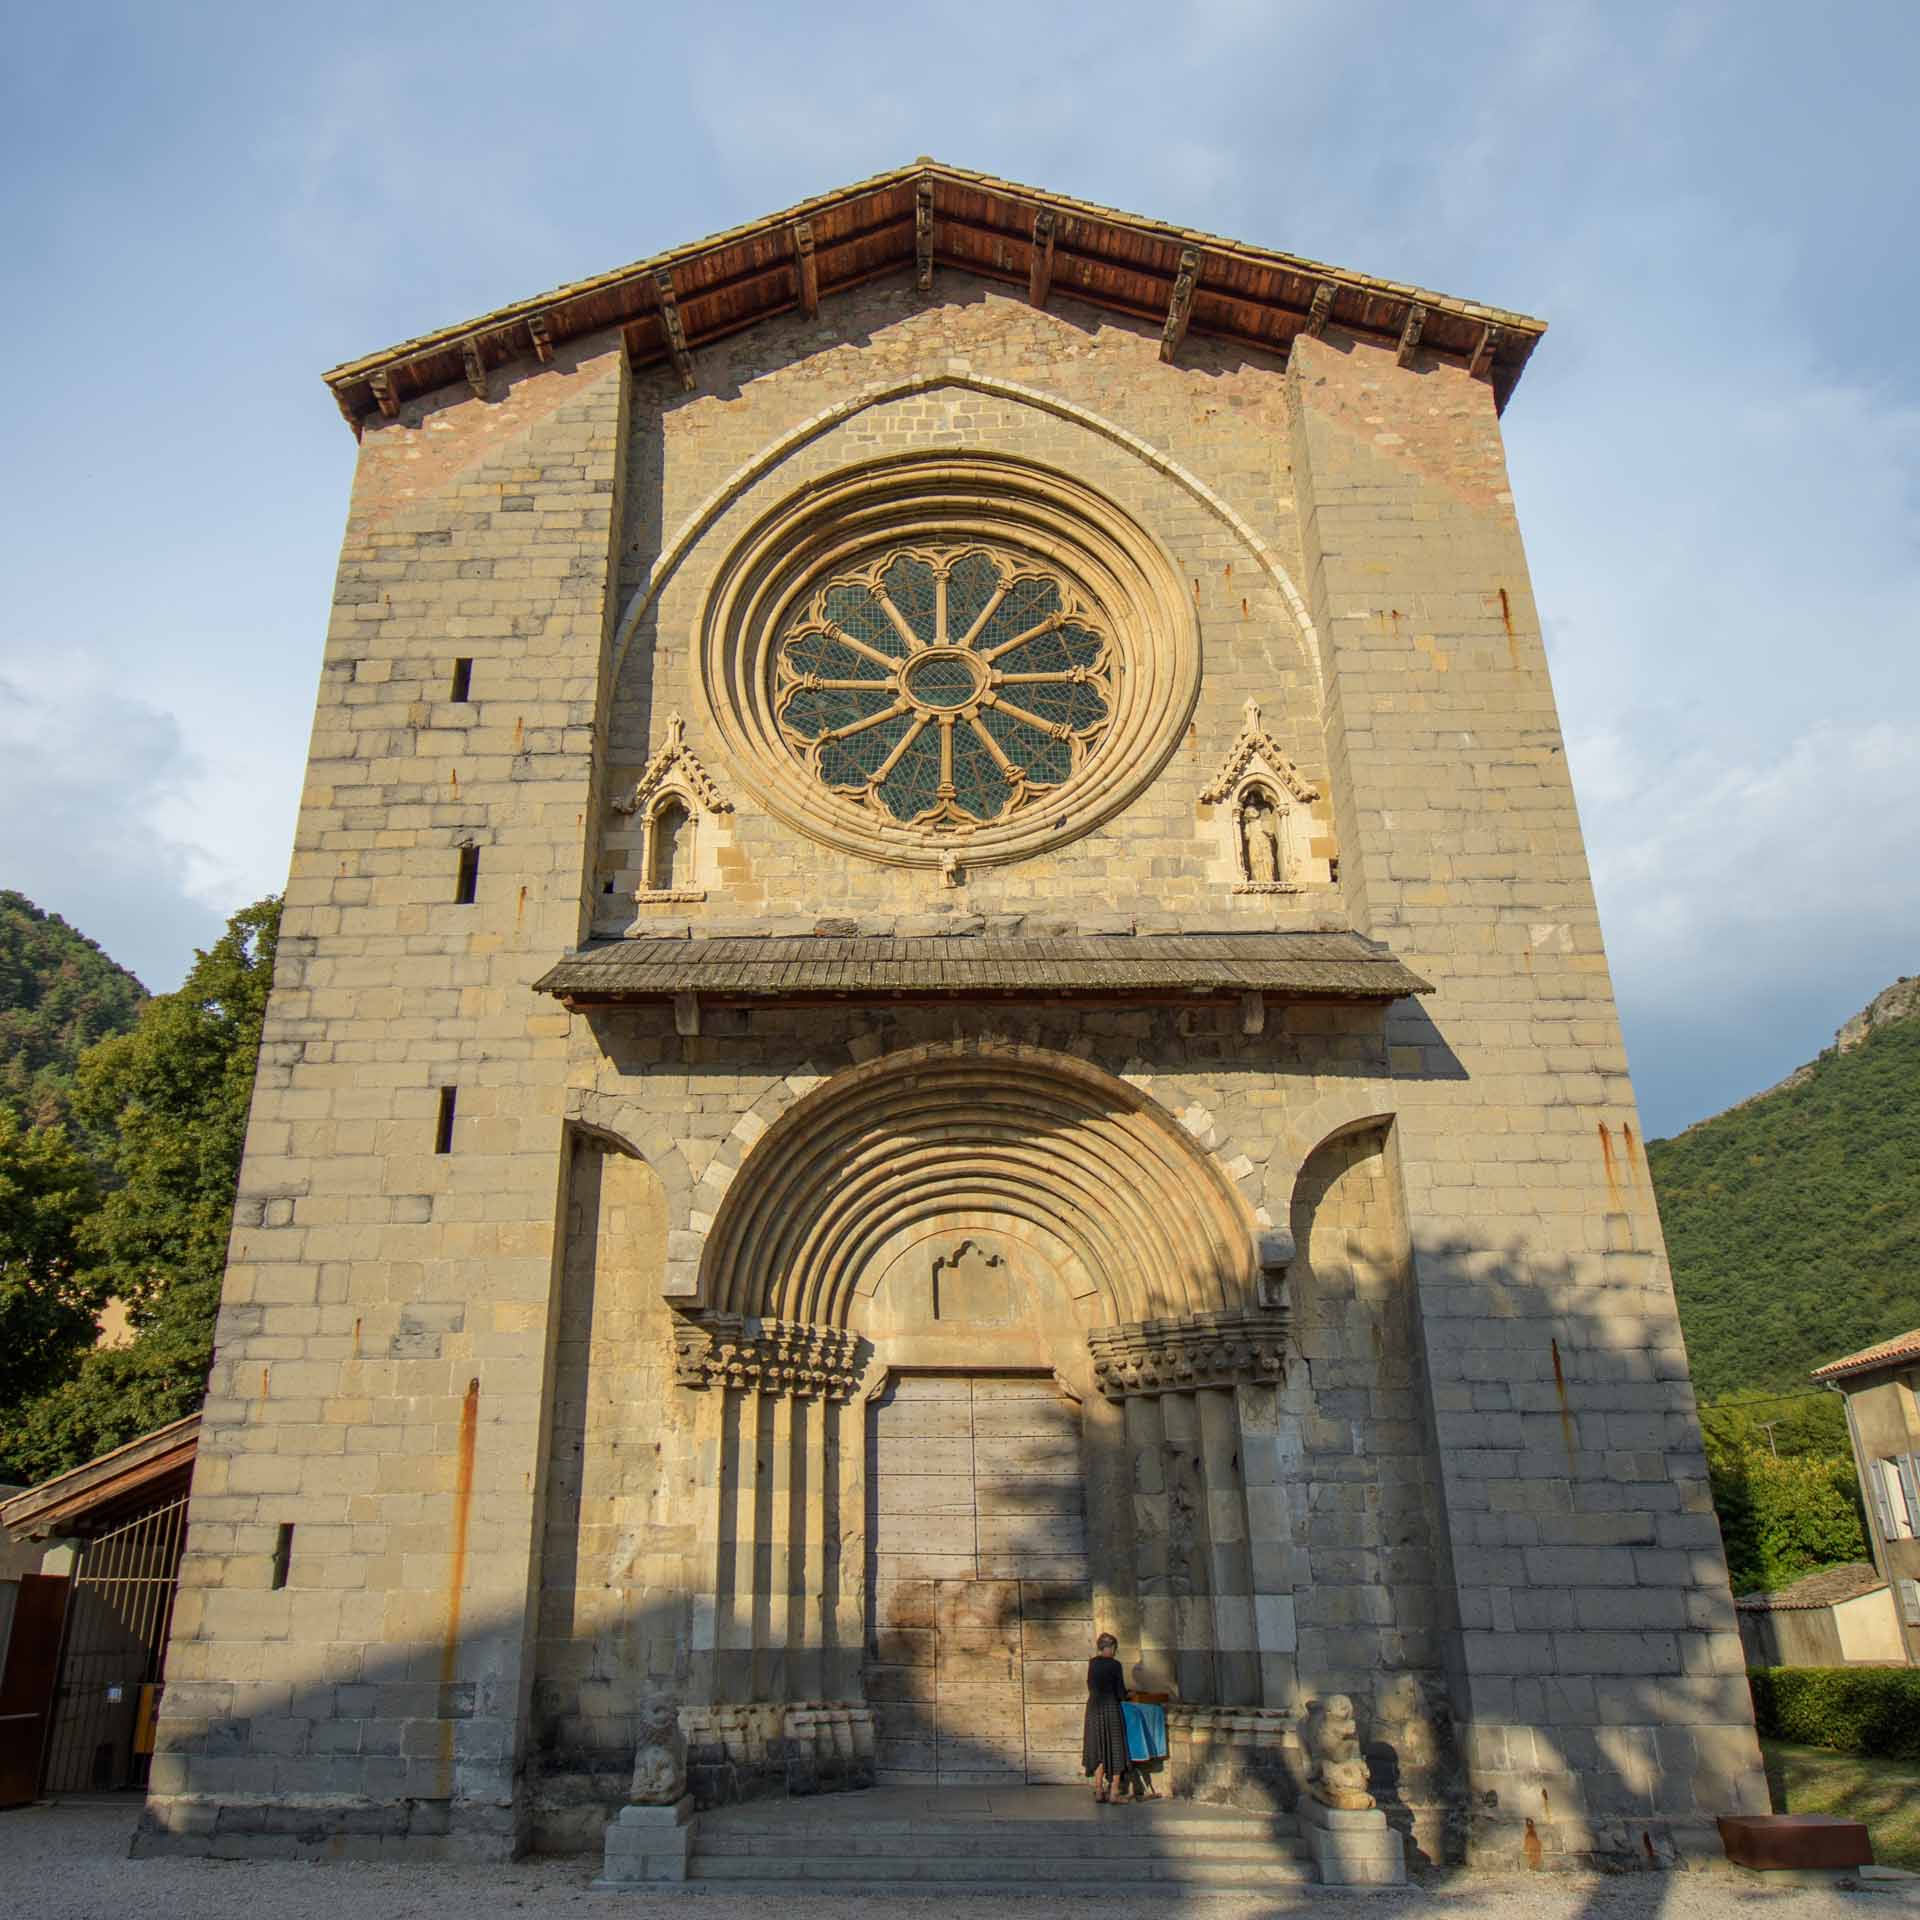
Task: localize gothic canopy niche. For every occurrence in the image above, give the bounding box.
[698,452,1201,871]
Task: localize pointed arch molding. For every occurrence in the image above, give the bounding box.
[697,1041,1260,1328]
[610,373,1322,689]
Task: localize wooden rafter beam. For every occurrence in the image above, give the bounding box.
[1304,281,1336,338]
[1028,209,1056,309]
[461,339,490,402]
[1468,322,1502,378]
[1397,302,1426,368]
[1159,248,1200,364]
[368,369,401,419]
[527,312,555,364]
[653,268,697,391]
[793,220,820,317]
[915,179,935,291]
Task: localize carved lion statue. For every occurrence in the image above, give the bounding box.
[1303,1693,1375,1810]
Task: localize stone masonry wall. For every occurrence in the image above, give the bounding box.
[139,342,631,1860]
[1285,329,1767,1863]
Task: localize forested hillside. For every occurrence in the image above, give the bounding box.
[1652,993,1920,1401]
[0,895,279,1482]
[0,891,147,1129]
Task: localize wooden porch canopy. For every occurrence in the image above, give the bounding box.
[535,930,1431,1011]
[323,159,1546,430]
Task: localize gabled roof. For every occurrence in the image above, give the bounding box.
[0,1413,199,1539]
[323,159,1546,431]
[1735,1562,1886,1611]
[1812,1328,1920,1382]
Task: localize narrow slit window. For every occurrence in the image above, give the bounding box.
[455,844,479,904]
[271,1523,294,1591]
[450,657,473,702]
[435,1086,457,1155]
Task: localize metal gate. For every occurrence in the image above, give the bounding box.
[42,1493,188,1793]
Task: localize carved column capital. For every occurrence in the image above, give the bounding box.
[670,1312,864,1400]
[1087,1308,1288,1399]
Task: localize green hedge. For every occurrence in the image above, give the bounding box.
[1749,1667,1920,1763]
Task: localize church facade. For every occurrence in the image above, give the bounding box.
[137,163,1766,1870]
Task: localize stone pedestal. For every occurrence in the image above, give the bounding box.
[593,1796,696,1888]
[1299,1795,1407,1887]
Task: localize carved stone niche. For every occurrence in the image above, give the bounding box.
[1086,1307,1288,1399]
[669,1310,864,1400]
[1198,700,1336,894]
[595,712,736,922]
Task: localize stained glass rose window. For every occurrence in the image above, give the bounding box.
[774,546,1114,827]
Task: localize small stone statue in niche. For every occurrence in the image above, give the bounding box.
[1303,1694,1375,1810]
[1239,788,1285,885]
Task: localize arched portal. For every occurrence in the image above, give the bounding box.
[674,1043,1292,1788]
[698,1041,1261,1328]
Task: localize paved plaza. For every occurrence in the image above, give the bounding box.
[11,1796,1918,1920]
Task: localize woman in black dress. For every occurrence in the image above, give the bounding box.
[1082,1632,1134,1803]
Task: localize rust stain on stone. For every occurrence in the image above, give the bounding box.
[1597,1121,1625,1212]
[1621,1121,1642,1184]
[1550,1339,1578,1470]
[259,1366,270,1398]
[1523,1817,1543,1870]
[449,768,458,795]
[512,716,524,750]
[1500,586,1520,669]
[438,1377,481,1792]
[516,884,528,929]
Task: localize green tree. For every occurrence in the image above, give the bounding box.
[0,1114,103,1409]
[0,898,280,1482]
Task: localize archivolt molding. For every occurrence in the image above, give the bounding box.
[696,450,1201,870]
[610,372,1322,691]
[695,1040,1261,1329]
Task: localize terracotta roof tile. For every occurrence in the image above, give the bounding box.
[1735,1563,1886,1611]
[1810,1329,1920,1380]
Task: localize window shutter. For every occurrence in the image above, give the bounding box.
[1899,1456,1920,1537]
[1870,1459,1900,1541]
[1899,1578,1920,1627]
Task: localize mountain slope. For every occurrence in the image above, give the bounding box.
[0,892,147,1129]
[1651,989,1920,1400]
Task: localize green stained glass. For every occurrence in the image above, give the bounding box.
[824,584,909,659]
[981,706,1072,785]
[877,722,944,820]
[975,575,1061,652]
[819,711,914,787]
[776,543,1115,830]
[880,555,938,644]
[785,628,891,682]
[903,652,978,708]
[996,623,1102,676]
[946,550,1001,640]
[951,721,1013,820]
[783,683,895,740]
[1006,679,1108,732]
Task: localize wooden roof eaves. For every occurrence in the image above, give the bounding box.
[323,159,1547,428]
[1,1413,201,1539]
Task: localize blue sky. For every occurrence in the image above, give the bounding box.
[1,1,1914,1137]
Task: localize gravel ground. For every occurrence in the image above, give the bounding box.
[7,1799,1918,1920]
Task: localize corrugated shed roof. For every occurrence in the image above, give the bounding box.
[535,931,1431,1004]
[1735,1563,1887,1612]
[1811,1329,1920,1381]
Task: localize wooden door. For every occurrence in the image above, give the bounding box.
[0,1575,70,1806]
[864,1375,1090,1784]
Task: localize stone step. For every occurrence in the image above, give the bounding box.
[695,1814,1300,1842]
[697,1830,1308,1861]
[688,1853,1319,1888]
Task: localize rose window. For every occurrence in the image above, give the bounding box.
[774,546,1115,828]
